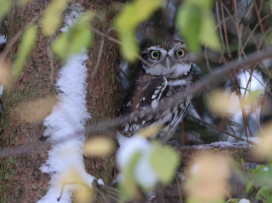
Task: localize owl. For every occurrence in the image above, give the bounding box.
[118,40,192,142]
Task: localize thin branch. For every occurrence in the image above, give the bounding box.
[221,1,232,59]
[187,114,255,145]
[47,36,55,85]
[91,37,105,78]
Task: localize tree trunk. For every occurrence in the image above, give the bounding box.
[0,0,121,202]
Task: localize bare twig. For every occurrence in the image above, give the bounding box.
[91,37,105,78]
[187,114,254,144]
[221,1,232,59]
[47,35,55,85]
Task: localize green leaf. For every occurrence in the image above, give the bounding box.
[151,141,180,185]
[190,0,213,9]
[176,3,201,52]
[176,0,221,52]
[0,0,11,23]
[120,152,141,202]
[245,180,254,193]
[41,0,67,36]
[114,0,163,61]
[199,11,221,50]
[13,25,37,76]
[52,12,94,60]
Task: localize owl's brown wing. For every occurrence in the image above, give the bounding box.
[118,73,168,137]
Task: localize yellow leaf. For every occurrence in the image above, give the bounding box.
[200,11,221,51]
[73,185,95,203]
[84,137,114,157]
[138,125,164,138]
[185,152,232,203]
[208,89,261,118]
[41,0,67,36]
[59,168,95,203]
[15,96,57,123]
[241,158,245,167]
[13,25,37,76]
[254,122,272,158]
[0,0,11,23]
[114,0,162,61]
[208,90,236,117]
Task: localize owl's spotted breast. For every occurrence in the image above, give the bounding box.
[118,71,192,141]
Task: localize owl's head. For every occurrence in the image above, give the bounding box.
[141,40,192,78]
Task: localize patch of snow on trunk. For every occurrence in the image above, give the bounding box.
[38,4,93,203]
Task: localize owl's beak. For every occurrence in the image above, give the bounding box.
[166,58,172,69]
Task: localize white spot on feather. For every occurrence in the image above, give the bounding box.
[168,79,187,86]
[151,100,158,109]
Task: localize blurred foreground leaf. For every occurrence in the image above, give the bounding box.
[61,168,95,203]
[176,0,221,52]
[120,152,141,202]
[84,137,114,157]
[0,0,11,23]
[114,0,162,61]
[15,95,56,123]
[185,152,231,203]
[208,89,261,118]
[138,125,164,138]
[52,12,94,60]
[41,0,67,36]
[254,122,272,158]
[13,25,37,76]
[151,141,180,185]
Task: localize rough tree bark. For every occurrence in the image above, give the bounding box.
[0,0,121,202]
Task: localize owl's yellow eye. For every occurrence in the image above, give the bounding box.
[176,49,185,58]
[150,51,160,59]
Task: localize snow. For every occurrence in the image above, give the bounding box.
[210,141,234,147]
[0,34,6,45]
[117,133,158,188]
[38,4,96,203]
[210,141,233,148]
[97,179,105,185]
[239,199,250,203]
